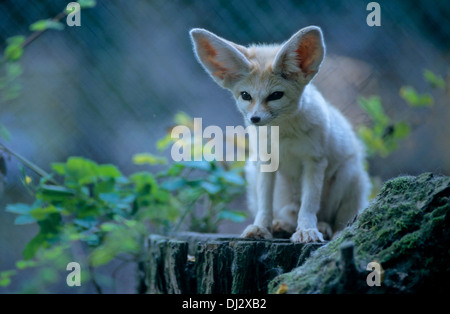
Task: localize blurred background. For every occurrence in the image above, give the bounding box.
[0,0,449,293]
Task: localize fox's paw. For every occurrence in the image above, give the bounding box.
[272,220,296,239]
[241,224,272,240]
[290,228,325,243]
[317,222,333,241]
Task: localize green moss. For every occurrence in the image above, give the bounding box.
[269,173,450,294]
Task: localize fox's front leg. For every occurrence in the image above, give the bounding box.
[291,158,328,243]
[241,170,275,239]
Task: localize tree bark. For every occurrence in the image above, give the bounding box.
[143,232,323,294]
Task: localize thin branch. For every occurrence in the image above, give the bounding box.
[88,264,103,294]
[22,10,68,49]
[172,197,200,233]
[0,142,59,185]
[1,9,68,66]
[112,259,132,294]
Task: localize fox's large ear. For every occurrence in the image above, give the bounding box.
[272,26,325,83]
[190,28,252,88]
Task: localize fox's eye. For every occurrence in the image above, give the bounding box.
[241,91,252,101]
[267,91,284,101]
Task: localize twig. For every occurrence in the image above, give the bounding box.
[112,259,132,294]
[22,10,68,50]
[88,264,103,294]
[172,197,200,233]
[0,142,59,185]
[1,8,68,65]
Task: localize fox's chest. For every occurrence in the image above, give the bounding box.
[277,136,311,178]
[278,133,316,157]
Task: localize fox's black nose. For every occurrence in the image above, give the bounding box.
[250,116,261,123]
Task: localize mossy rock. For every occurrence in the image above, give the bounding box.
[269,173,450,294]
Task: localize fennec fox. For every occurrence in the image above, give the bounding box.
[190,26,370,242]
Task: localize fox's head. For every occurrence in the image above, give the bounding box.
[190,26,325,126]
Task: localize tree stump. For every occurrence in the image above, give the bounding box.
[143,232,324,294]
[268,173,450,294]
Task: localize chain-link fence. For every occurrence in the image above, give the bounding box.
[1,0,449,177]
[0,0,449,292]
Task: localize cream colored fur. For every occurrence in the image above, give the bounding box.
[190,26,371,242]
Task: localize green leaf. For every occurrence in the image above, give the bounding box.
[358,126,388,158]
[2,82,22,101]
[0,123,11,141]
[77,0,97,8]
[358,96,389,128]
[164,163,185,177]
[423,69,445,89]
[4,36,25,62]
[218,209,247,223]
[100,222,117,232]
[6,63,23,80]
[37,213,62,235]
[82,233,100,246]
[156,133,174,152]
[51,163,65,175]
[6,203,31,214]
[220,170,245,186]
[39,185,75,202]
[39,268,58,283]
[399,86,433,107]
[23,233,46,260]
[76,204,100,218]
[29,20,47,31]
[4,44,23,61]
[181,160,212,171]
[41,245,65,261]
[100,192,134,209]
[133,153,167,166]
[14,214,36,225]
[30,20,65,32]
[200,181,221,194]
[30,206,60,221]
[174,111,193,126]
[124,219,137,228]
[65,157,99,185]
[144,201,180,222]
[0,277,11,287]
[98,164,122,178]
[6,36,25,46]
[89,248,114,267]
[152,189,170,204]
[16,260,37,270]
[74,218,97,229]
[0,270,16,287]
[94,178,115,195]
[393,122,410,139]
[119,236,139,252]
[130,172,157,193]
[161,178,186,191]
